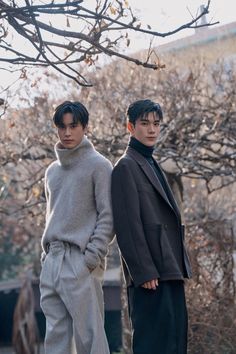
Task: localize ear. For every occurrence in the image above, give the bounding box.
[127,121,135,135]
[84,125,88,134]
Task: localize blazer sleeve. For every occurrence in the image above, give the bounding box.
[111,161,160,287]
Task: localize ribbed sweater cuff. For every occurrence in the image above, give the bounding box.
[84,248,100,270]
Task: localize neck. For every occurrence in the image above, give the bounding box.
[128,136,154,158]
[55,136,94,167]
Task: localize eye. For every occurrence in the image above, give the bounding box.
[71,124,78,128]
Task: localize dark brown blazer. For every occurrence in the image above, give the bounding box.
[111,147,192,287]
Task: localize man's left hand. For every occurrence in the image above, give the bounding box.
[141,279,158,290]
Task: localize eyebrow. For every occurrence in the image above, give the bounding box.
[59,122,78,127]
[140,117,160,122]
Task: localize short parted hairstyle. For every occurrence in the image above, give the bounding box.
[127,99,163,125]
[53,101,89,128]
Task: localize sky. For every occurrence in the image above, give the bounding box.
[127,0,236,51]
[0,0,236,91]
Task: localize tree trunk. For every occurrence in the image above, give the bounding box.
[120,273,132,354]
[12,275,40,354]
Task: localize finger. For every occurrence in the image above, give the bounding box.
[155,279,159,287]
[147,282,152,289]
[150,280,156,290]
[145,282,149,289]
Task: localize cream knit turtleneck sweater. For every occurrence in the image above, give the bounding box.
[41,136,114,270]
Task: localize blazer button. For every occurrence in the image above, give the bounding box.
[164,224,168,230]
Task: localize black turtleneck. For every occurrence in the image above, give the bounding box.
[129,136,154,158]
[129,136,173,206]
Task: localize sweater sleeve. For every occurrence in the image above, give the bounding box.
[111,161,159,287]
[84,158,114,270]
[41,171,49,262]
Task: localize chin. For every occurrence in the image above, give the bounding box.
[62,142,76,149]
[145,141,156,147]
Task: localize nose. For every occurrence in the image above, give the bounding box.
[65,126,72,136]
[148,123,155,133]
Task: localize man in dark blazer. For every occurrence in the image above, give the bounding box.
[111,99,192,354]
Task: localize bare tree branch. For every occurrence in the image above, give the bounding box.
[0,0,217,85]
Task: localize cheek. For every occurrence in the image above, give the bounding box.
[57,130,63,139]
[138,127,147,136]
[75,128,84,139]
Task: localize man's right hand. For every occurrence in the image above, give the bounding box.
[141,279,158,290]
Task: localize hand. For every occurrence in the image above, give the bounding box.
[141,279,158,290]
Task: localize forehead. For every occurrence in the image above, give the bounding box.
[61,112,74,125]
[139,111,160,122]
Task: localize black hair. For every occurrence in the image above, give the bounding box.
[127,99,163,124]
[53,101,89,128]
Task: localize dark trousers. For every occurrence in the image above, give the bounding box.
[127,281,188,354]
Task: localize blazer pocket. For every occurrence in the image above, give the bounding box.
[143,224,163,272]
[160,226,182,274]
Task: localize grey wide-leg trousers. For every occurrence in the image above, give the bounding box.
[40,241,110,354]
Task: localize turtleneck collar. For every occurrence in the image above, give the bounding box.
[128,136,154,158]
[55,136,94,167]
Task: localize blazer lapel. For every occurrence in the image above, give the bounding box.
[154,161,181,218]
[126,147,179,214]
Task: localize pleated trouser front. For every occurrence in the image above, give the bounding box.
[40,241,110,354]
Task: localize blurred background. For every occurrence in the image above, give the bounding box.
[0,1,236,353]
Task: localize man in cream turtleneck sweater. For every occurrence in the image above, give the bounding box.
[112,99,192,354]
[40,101,114,354]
